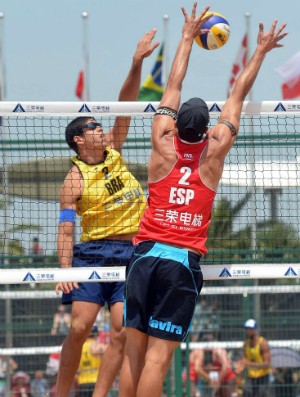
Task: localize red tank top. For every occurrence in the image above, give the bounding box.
[134,136,216,255]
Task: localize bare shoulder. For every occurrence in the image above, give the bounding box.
[260,337,270,350]
[151,114,177,150]
[60,165,83,207]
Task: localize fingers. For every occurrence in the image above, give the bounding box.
[270,18,278,34]
[55,282,76,294]
[181,6,188,19]
[146,28,157,40]
[200,11,213,25]
[198,5,211,20]
[151,41,160,51]
[191,2,197,18]
[276,32,288,42]
[275,23,287,38]
[259,22,264,33]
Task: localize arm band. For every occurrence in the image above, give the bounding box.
[59,208,76,224]
[218,120,237,137]
[155,106,178,121]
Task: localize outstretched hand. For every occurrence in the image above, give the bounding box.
[134,28,160,62]
[257,19,288,53]
[181,2,213,40]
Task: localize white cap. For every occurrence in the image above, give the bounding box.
[244,319,258,329]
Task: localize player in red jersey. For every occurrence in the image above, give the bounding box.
[119,3,287,397]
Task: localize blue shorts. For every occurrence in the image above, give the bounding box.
[62,239,134,306]
[124,241,203,342]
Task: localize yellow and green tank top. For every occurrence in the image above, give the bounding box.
[72,147,146,241]
[77,338,101,385]
[245,336,271,378]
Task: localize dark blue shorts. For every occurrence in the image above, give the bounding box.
[123,241,203,342]
[62,239,133,306]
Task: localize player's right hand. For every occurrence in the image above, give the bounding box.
[134,28,160,61]
[181,2,213,40]
[55,281,79,295]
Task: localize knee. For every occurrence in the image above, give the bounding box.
[67,321,91,343]
[145,349,173,374]
[110,327,126,352]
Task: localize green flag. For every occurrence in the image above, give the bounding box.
[138,45,164,101]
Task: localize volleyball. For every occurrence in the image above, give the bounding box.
[195,12,230,50]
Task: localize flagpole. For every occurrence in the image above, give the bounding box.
[245,12,253,101]
[162,14,169,89]
[0,12,13,396]
[0,12,4,100]
[245,11,260,322]
[82,11,90,101]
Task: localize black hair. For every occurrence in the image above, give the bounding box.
[65,116,95,153]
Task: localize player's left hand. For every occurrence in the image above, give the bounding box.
[257,19,288,53]
[134,28,160,61]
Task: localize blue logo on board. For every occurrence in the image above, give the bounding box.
[88,271,101,280]
[13,103,25,112]
[78,104,91,113]
[209,103,221,112]
[274,102,286,112]
[284,267,297,276]
[144,103,156,113]
[219,268,232,278]
[23,272,36,282]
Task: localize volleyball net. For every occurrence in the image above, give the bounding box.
[0,100,300,393]
[0,100,299,270]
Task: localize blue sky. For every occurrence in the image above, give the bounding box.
[0,0,298,102]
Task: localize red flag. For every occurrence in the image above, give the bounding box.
[75,70,84,100]
[282,78,300,99]
[276,52,300,99]
[227,34,248,97]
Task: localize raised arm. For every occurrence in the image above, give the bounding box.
[209,20,288,160]
[151,3,212,146]
[108,29,159,151]
[202,19,288,190]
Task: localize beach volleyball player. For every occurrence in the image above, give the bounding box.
[54,31,159,397]
[119,3,288,397]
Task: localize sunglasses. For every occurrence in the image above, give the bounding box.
[82,121,102,131]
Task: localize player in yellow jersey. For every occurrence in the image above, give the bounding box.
[77,325,106,397]
[54,30,159,397]
[241,319,271,397]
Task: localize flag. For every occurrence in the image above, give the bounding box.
[138,45,164,101]
[75,70,84,100]
[227,34,248,97]
[276,52,300,99]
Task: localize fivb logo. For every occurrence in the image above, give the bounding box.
[13,103,25,112]
[78,104,91,113]
[89,271,101,280]
[219,268,232,278]
[284,267,297,276]
[184,153,194,161]
[23,272,36,282]
[209,103,221,112]
[274,102,286,112]
[144,103,156,113]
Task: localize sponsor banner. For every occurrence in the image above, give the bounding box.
[201,264,300,281]
[0,267,126,284]
[0,101,299,115]
[1,265,300,284]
